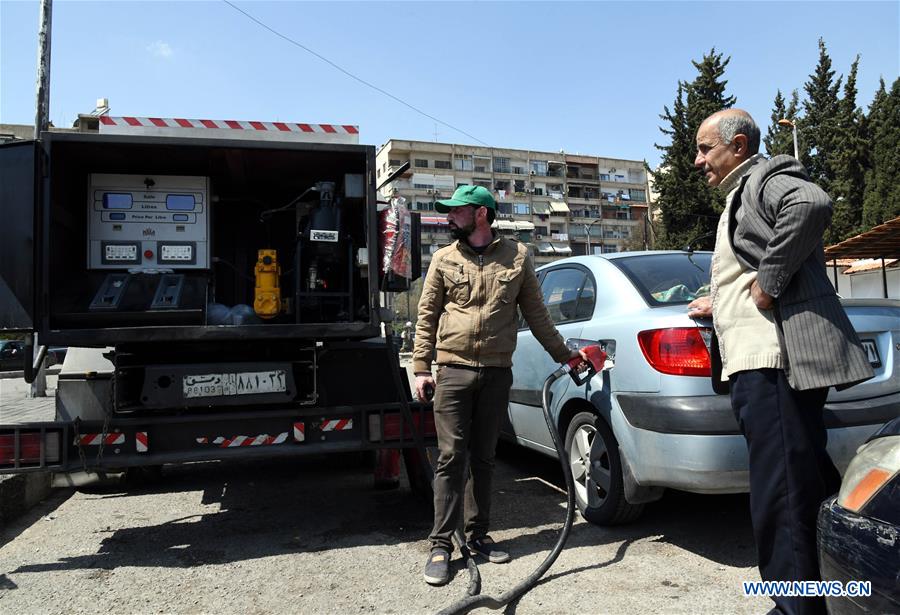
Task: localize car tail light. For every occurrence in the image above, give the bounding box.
[369,412,436,442]
[637,327,712,377]
[838,436,900,514]
[0,431,61,467]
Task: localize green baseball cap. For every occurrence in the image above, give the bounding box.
[435,185,496,213]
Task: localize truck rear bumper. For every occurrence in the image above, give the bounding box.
[0,402,436,475]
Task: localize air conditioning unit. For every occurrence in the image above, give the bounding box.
[535,234,543,239]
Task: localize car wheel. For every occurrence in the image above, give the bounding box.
[564,411,644,525]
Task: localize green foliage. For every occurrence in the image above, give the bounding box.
[764,89,800,157]
[654,39,894,252]
[800,39,843,197]
[828,57,867,243]
[862,77,900,228]
[653,49,735,250]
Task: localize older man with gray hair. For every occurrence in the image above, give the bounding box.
[688,109,872,615]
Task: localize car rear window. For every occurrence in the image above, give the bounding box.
[611,253,712,306]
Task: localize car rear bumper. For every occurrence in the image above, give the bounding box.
[615,391,900,435]
[610,392,898,493]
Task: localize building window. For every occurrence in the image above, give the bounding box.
[615,174,625,181]
[413,183,434,190]
[599,173,610,181]
[414,159,429,168]
[512,166,525,175]
[475,165,486,173]
[629,189,646,201]
[493,157,511,173]
[434,160,451,169]
[530,161,548,176]
[497,202,513,215]
[513,203,530,215]
[514,179,526,193]
[533,187,544,196]
[454,157,473,171]
[534,226,548,235]
[389,159,402,166]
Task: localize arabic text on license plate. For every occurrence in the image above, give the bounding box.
[183,370,287,399]
[860,340,881,368]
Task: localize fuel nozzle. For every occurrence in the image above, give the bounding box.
[560,344,607,386]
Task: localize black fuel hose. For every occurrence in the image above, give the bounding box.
[436,366,574,615]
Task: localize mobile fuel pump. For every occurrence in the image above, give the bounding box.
[430,344,610,615]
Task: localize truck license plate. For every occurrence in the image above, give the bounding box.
[860,340,881,368]
[183,370,287,399]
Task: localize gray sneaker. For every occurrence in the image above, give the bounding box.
[423,548,450,585]
[467,535,510,563]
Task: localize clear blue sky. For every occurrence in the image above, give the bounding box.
[2,1,898,168]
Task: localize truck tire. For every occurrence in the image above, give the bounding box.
[564,411,643,525]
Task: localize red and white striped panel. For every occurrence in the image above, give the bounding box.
[98,116,359,144]
[321,418,353,432]
[75,433,125,446]
[196,432,289,448]
[293,422,305,442]
[136,432,149,453]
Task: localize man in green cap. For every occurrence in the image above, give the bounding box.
[413,185,585,585]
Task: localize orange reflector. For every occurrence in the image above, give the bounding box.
[840,468,891,512]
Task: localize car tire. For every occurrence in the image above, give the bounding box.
[564,411,644,525]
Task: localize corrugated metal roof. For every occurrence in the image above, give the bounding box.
[824,216,900,259]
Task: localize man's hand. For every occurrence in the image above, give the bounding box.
[687,295,713,318]
[751,279,774,310]
[569,348,592,373]
[415,374,436,402]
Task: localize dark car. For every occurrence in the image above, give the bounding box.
[0,339,25,371]
[818,416,900,614]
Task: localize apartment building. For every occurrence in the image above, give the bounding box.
[375,140,651,268]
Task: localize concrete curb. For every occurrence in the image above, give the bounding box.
[0,472,52,527]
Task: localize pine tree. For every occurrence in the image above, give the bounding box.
[764,89,800,157]
[800,39,842,198]
[828,57,867,242]
[862,77,900,227]
[653,49,735,250]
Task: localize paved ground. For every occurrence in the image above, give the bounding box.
[0,361,770,614]
[0,444,768,614]
[0,375,57,424]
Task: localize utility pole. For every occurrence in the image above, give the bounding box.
[29,0,53,398]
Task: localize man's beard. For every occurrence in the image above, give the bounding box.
[449,221,475,241]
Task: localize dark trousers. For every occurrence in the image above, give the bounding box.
[730,369,840,615]
[429,365,512,552]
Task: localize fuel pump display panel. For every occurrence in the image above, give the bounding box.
[88,173,209,270]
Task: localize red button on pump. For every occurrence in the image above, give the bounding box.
[144,249,154,260]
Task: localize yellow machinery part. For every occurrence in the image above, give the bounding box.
[254,249,281,319]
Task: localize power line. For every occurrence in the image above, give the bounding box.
[221,0,488,146]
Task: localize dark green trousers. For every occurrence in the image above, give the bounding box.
[429,365,513,552]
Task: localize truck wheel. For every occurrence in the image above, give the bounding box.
[564,412,643,525]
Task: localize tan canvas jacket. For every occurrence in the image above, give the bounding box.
[412,233,571,373]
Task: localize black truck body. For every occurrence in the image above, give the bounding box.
[0,131,434,479]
